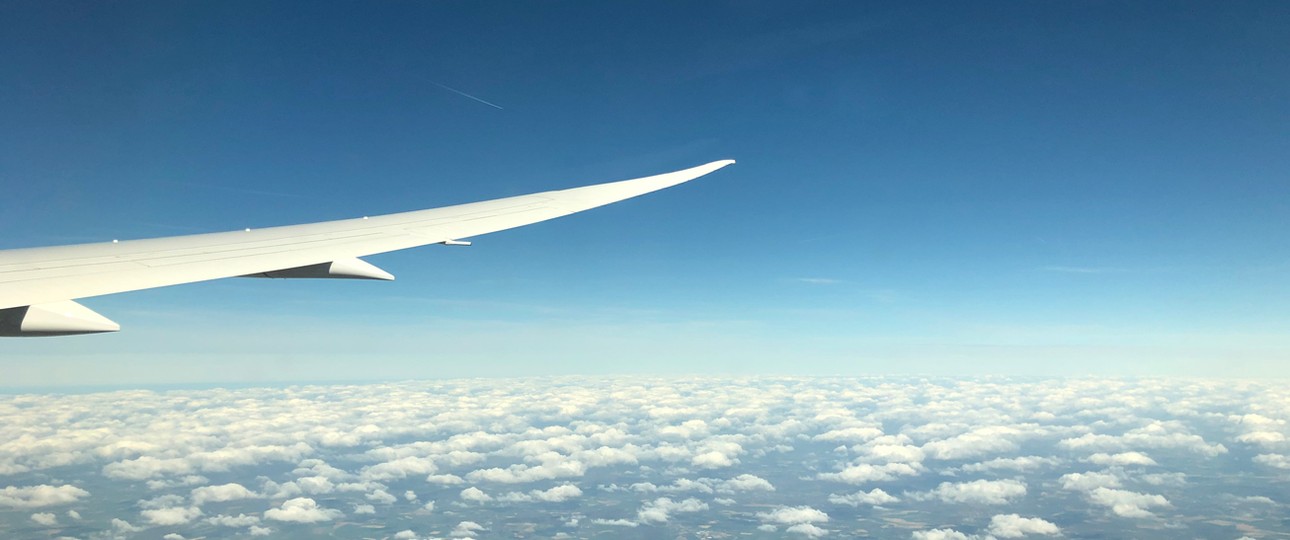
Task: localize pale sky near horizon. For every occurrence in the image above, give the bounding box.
[2,2,1289,386]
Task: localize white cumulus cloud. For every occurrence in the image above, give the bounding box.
[719,474,775,493]
[828,488,899,506]
[30,512,58,527]
[1086,487,1171,518]
[988,514,1061,537]
[451,520,485,537]
[263,497,342,523]
[757,505,829,525]
[0,485,90,509]
[190,483,258,506]
[460,487,492,503]
[1086,452,1157,467]
[142,506,203,525]
[637,497,708,524]
[913,479,1026,505]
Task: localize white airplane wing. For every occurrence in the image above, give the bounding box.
[0,159,734,336]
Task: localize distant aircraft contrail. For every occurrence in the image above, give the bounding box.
[433,82,504,110]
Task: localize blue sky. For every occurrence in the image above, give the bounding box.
[2,2,1288,385]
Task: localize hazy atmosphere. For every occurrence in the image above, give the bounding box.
[2,2,1289,539]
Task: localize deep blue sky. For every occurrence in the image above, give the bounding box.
[2,1,1288,385]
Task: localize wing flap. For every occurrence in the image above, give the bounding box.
[0,300,120,337]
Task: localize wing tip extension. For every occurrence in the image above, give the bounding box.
[698,158,736,173]
[686,160,737,184]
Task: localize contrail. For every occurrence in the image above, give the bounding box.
[433,82,504,110]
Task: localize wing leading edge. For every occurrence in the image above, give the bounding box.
[0,160,734,335]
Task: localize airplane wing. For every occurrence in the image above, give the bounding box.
[0,159,734,336]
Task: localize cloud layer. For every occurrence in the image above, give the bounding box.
[0,376,1286,538]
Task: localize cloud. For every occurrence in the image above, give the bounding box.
[426,474,466,484]
[497,484,583,503]
[141,506,203,525]
[367,489,398,504]
[787,523,831,537]
[111,518,145,532]
[147,475,209,491]
[190,483,258,506]
[817,462,921,484]
[1236,431,1286,445]
[103,445,313,481]
[263,497,343,523]
[691,451,736,469]
[591,518,639,527]
[140,494,186,509]
[630,478,714,494]
[1086,452,1156,467]
[1086,487,1171,518]
[30,512,57,527]
[814,427,884,443]
[921,426,1024,460]
[1253,454,1290,469]
[960,456,1060,472]
[912,479,1027,505]
[460,487,492,503]
[575,445,640,467]
[911,529,978,540]
[361,457,438,481]
[1057,422,1227,457]
[465,460,587,483]
[1059,471,1122,491]
[0,485,90,509]
[860,443,926,464]
[451,521,485,538]
[294,476,336,495]
[1229,414,1285,429]
[828,488,899,506]
[204,513,261,527]
[719,474,774,493]
[104,456,194,480]
[293,459,352,481]
[756,505,829,525]
[0,376,1281,538]
[637,497,708,524]
[530,484,583,502]
[1141,472,1186,486]
[988,514,1060,537]
[186,443,314,473]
